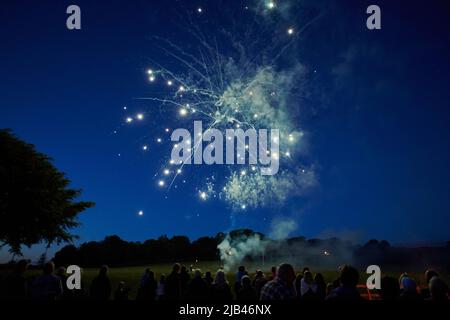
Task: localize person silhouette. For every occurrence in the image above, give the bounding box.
[156,274,166,300]
[210,270,232,301]
[326,265,361,301]
[90,265,111,300]
[186,269,208,300]
[165,263,182,300]
[237,275,257,301]
[260,264,296,300]
[2,259,29,299]
[31,262,63,300]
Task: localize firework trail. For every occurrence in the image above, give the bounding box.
[119,1,320,213]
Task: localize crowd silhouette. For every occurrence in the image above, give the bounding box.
[1,260,449,301]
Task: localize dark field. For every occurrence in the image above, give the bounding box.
[3,261,448,299]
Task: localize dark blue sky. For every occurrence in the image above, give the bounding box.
[1,0,450,260]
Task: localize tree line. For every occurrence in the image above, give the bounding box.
[51,229,450,271]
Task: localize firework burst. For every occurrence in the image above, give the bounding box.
[119,1,320,213]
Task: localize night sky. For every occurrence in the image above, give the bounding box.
[1,0,450,261]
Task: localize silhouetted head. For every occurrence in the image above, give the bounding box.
[118,281,125,289]
[172,263,181,273]
[256,270,264,279]
[302,267,310,275]
[314,273,325,286]
[43,262,55,275]
[380,276,400,301]
[99,265,108,276]
[429,276,448,301]
[145,268,150,274]
[303,271,313,284]
[205,271,212,279]
[56,266,66,276]
[271,266,276,275]
[214,270,228,286]
[194,269,202,279]
[277,263,296,285]
[15,259,29,274]
[340,265,359,288]
[238,266,245,272]
[149,271,155,281]
[241,275,251,288]
[180,265,187,273]
[160,274,166,282]
[425,269,439,284]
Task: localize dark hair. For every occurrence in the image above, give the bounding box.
[43,261,55,275]
[429,276,448,301]
[238,266,245,272]
[340,265,359,288]
[277,263,296,283]
[172,263,181,273]
[241,275,251,288]
[314,273,326,286]
[15,259,29,273]
[425,269,439,284]
[99,265,108,276]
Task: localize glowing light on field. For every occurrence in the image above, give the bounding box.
[200,192,207,200]
[142,145,148,151]
[167,80,173,86]
[287,28,294,35]
[126,117,133,123]
[138,210,144,216]
[136,113,144,120]
[179,108,188,116]
[163,169,170,175]
[158,180,165,187]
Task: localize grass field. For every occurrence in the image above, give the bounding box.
[2,261,448,299]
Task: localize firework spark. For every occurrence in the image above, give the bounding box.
[119,2,320,213]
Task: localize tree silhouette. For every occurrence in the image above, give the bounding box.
[0,129,94,254]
